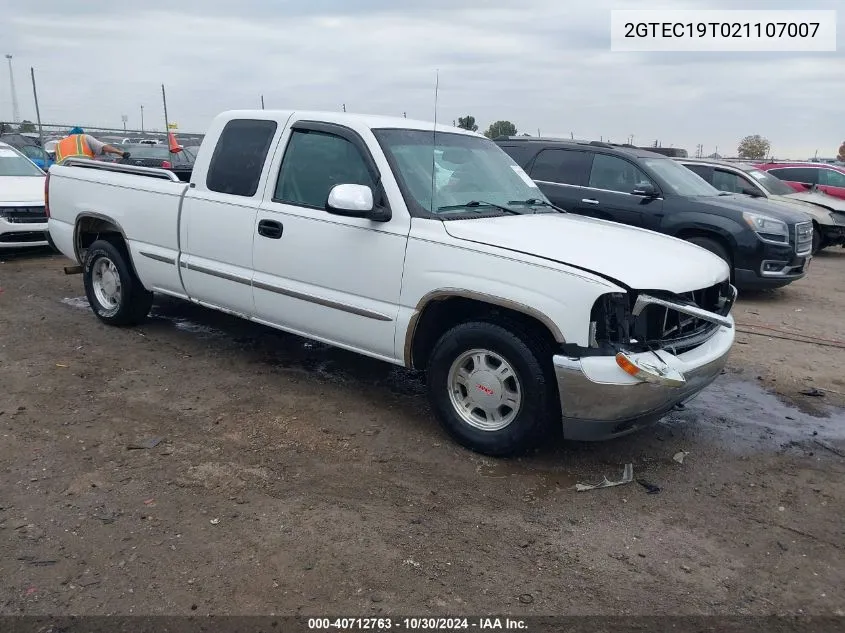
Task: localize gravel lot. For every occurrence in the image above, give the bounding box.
[1,247,844,616]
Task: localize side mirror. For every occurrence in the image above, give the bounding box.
[741,187,763,198]
[326,183,390,221]
[632,183,657,198]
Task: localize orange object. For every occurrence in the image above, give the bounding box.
[168,130,182,153]
[615,353,640,377]
[54,134,95,162]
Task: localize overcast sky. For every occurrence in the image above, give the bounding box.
[2,0,842,157]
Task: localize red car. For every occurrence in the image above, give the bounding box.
[754,162,845,200]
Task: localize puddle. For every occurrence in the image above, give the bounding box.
[671,376,845,449]
[162,317,224,338]
[61,296,90,310]
[475,457,579,498]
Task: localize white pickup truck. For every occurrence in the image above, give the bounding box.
[47,110,736,456]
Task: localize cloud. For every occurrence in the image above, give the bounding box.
[1,0,842,157]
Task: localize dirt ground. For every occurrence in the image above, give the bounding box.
[1,247,844,617]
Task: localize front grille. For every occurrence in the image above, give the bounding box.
[631,280,734,354]
[0,206,47,224]
[0,230,47,243]
[795,221,813,255]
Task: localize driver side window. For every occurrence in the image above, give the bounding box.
[588,154,653,193]
[713,169,751,194]
[275,129,376,208]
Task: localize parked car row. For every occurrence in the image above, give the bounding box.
[679,158,845,253]
[495,137,816,290]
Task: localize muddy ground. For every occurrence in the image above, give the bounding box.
[1,247,844,617]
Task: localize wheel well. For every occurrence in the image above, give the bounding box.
[75,216,126,259]
[674,229,733,265]
[408,296,559,370]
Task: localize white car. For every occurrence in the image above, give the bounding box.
[46,110,736,456]
[0,141,48,248]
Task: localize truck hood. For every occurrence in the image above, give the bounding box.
[442,213,730,294]
[0,175,45,205]
[783,191,845,213]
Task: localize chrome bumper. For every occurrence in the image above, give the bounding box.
[552,317,735,441]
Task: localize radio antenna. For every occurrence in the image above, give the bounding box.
[429,69,439,214]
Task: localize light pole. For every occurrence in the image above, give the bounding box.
[140,105,144,133]
[5,54,20,123]
[121,115,128,132]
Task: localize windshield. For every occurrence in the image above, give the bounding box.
[373,129,550,215]
[19,146,48,161]
[0,146,44,176]
[746,168,796,195]
[644,158,722,196]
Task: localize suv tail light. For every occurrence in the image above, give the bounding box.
[44,171,50,218]
[161,160,172,169]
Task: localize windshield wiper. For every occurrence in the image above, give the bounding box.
[508,198,567,213]
[437,200,522,215]
[717,192,733,196]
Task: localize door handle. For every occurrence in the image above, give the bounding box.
[258,219,283,239]
[581,198,600,205]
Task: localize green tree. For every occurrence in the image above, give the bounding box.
[837,141,845,163]
[737,134,771,160]
[18,120,36,133]
[483,120,517,139]
[456,115,478,132]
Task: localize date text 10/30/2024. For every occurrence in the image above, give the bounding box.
[307,617,528,630]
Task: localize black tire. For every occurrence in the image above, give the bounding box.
[686,236,732,279]
[82,239,153,326]
[812,226,823,255]
[426,320,558,457]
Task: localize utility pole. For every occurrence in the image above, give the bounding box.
[30,67,44,145]
[161,83,171,136]
[140,105,144,132]
[5,54,20,123]
[261,95,265,110]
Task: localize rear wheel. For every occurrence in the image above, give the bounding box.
[426,321,557,457]
[83,239,153,326]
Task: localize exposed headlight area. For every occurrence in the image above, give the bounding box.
[742,211,789,244]
[585,280,736,357]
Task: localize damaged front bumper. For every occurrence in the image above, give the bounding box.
[552,314,735,441]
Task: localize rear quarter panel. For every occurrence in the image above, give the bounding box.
[47,165,187,290]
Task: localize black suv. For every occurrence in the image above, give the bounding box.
[495,138,814,290]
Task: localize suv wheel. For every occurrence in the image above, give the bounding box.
[686,236,732,278]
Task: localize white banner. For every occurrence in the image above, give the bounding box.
[611,10,837,52]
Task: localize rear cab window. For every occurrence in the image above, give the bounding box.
[206,119,278,196]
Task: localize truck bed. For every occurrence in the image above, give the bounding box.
[47,158,190,267]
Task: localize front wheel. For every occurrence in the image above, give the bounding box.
[426,321,557,457]
[812,226,823,255]
[83,239,153,326]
